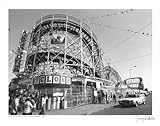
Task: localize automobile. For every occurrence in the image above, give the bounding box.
[140,90,149,96]
[118,94,146,107]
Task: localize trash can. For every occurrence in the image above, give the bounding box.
[64,100,67,109]
[47,97,51,110]
[60,98,64,109]
[45,99,48,110]
[52,97,57,110]
[57,97,60,109]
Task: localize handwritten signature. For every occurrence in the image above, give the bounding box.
[136,115,155,122]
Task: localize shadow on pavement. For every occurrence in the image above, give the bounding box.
[113,104,136,108]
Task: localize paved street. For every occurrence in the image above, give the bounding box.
[91,94,152,115]
[16,103,114,115]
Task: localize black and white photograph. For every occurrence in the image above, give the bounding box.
[8,9,152,115]
[2,0,160,125]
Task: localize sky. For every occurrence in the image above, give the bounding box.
[8,9,152,90]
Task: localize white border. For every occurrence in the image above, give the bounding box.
[1,0,160,126]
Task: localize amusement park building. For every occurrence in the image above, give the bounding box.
[12,14,124,110]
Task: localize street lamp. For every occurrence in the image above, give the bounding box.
[129,66,136,78]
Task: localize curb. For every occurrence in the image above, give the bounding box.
[85,106,109,115]
[85,103,118,115]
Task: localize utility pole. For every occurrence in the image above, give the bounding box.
[129,66,136,78]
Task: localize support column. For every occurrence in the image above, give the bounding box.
[31,53,37,84]
[91,30,95,78]
[64,15,68,71]
[80,21,83,75]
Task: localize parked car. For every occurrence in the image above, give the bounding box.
[118,94,146,107]
[140,90,149,96]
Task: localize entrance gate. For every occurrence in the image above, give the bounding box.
[65,85,93,108]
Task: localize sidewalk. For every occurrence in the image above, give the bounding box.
[30,103,117,115]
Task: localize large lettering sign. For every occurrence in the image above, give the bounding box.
[46,75,53,83]
[53,75,60,84]
[40,76,45,84]
[61,76,66,84]
[125,77,143,89]
[66,77,71,85]
[128,84,139,88]
[125,78,140,84]
[33,75,71,85]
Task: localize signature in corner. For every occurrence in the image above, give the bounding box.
[136,115,155,122]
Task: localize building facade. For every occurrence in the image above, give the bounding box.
[11,14,123,110]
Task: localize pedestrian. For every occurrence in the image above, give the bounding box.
[113,94,116,104]
[9,96,12,114]
[30,98,36,111]
[101,90,105,104]
[23,97,33,115]
[39,106,45,115]
[91,87,95,104]
[15,95,20,113]
[94,89,98,104]
[41,95,48,109]
[10,97,17,115]
[39,96,47,115]
[40,95,48,114]
[105,92,108,104]
[18,95,23,112]
[98,91,101,104]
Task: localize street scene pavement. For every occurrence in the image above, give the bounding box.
[91,94,152,115]
[15,94,151,115]
[17,102,117,115]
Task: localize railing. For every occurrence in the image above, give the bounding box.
[33,14,98,45]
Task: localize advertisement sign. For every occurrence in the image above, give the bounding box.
[126,78,140,84]
[128,84,139,88]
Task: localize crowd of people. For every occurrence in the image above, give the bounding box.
[9,87,120,115]
[9,94,37,115]
[8,87,42,115]
[92,89,118,104]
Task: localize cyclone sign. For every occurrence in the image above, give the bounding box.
[33,75,71,85]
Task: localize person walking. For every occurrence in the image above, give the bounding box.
[39,95,48,115]
[23,97,33,115]
[10,97,17,115]
[94,89,98,104]
[105,92,108,104]
[113,94,116,104]
[91,87,95,104]
[15,95,20,113]
[98,91,101,104]
[101,90,105,104]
